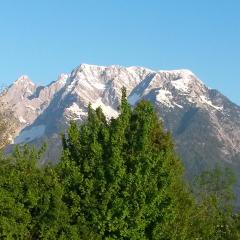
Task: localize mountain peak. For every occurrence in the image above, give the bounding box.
[14,75,35,87]
[56,73,69,85]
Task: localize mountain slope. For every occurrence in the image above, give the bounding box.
[1,64,240,177]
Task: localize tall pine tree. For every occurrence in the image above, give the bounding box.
[59,89,196,239]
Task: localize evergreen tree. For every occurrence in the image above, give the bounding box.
[0,145,77,239]
[189,166,239,240]
[59,90,196,239]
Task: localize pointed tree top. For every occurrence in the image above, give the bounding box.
[121,86,127,101]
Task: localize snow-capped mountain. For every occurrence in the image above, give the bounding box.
[1,63,240,178]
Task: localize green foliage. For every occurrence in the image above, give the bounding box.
[194,166,236,207]
[0,145,77,239]
[189,166,239,240]
[59,89,240,239]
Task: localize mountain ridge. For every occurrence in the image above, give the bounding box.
[1,63,240,178]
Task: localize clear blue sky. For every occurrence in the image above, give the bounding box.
[0,0,239,104]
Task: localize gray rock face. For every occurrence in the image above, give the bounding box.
[1,64,240,176]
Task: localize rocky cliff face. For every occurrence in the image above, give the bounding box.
[1,64,240,177]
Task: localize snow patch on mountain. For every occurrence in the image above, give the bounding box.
[92,98,119,118]
[56,74,69,85]
[156,89,174,108]
[93,83,106,90]
[200,95,223,111]
[171,79,190,93]
[19,116,27,124]
[65,103,87,120]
